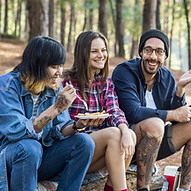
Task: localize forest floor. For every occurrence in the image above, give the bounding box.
[0,37,191,177]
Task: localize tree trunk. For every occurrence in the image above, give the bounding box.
[60,0,66,47]
[156,0,161,30]
[109,0,117,56]
[14,0,22,36]
[163,0,170,36]
[143,0,157,32]
[26,0,48,41]
[49,0,54,37]
[82,0,87,31]
[169,0,176,69]
[67,2,75,52]
[130,39,139,59]
[4,0,8,33]
[116,0,125,57]
[130,0,141,59]
[98,0,107,38]
[183,0,191,70]
[18,1,22,38]
[24,1,29,40]
[88,0,93,30]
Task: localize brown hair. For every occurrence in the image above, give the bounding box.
[63,30,109,100]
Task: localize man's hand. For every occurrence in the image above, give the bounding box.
[176,70,191,97]
[167,105,191,122]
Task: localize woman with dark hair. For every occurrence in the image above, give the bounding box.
[62,31,136,191]
[0,36,95,191]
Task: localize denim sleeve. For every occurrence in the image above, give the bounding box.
[171,90,186,109]
[53,109,74,131]
[0,88,38,141]
[112,65,167,124]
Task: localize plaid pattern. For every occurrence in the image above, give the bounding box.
[63,75,128,132]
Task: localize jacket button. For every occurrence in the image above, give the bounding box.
[0,151,3,155]
[1,177,4,180]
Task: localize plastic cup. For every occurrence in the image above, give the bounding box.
[163,166,179,191]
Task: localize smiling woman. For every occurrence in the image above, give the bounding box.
[47,65,64,89]
[0,36,95,191]
[62,30,136,191]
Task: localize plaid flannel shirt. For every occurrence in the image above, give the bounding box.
[62,75,128,133]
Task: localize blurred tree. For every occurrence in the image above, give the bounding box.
[82,0,88,31]
[0,0,191,71]
[116,0,125,57]
[183,0,191,69]
[67,0,75,52]
[4,0,8,33]
[14,0,22,37]
[60,0,66,46]
[163,0,170,35]
[82,0,94,31]
[156,0,161,30]
[26,0,48,41]
[98,0,108,38]
[49,0,54,37]
[142,0,157,32]
[109,0,117,56]
[169,0,176,68]
[130,0,141,59]
[88,0,94,29]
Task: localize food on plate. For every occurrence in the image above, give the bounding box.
[77,110,106,116]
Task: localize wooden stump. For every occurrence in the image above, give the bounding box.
[37,169,164,191]
[81,171,164,191]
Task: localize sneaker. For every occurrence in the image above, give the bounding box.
[128,163,158,175]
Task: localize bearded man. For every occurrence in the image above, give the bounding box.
[112,29,191,191]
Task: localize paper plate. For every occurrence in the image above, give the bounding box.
[75,113,111,119]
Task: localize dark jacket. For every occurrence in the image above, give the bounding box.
[112,57,186,124]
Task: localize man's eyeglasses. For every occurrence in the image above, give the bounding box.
[143,47,166,57]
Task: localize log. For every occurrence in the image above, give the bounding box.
[81,172,164,191]
[37,167,164,191]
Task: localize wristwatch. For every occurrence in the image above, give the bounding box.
[72,121,79,133]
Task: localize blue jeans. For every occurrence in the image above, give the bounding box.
[6,133,95,191]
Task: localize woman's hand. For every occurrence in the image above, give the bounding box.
[76,118,105,129]
[118,124,136,160]
[54,83,76,113]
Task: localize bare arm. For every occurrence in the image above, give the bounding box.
[176,70,191,97]
[33,84,76,133]
[118,123,136,159]
[166,70,191,123]
[166,105,191,123]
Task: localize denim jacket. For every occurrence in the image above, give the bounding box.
[0,71,73,190]
[112,58,186,124]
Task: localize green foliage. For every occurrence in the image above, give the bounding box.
[0,0,191,69]
[123,2,143,40]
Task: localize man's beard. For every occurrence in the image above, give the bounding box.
[142,59,162,75]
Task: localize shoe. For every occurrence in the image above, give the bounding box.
[128,163,158,175]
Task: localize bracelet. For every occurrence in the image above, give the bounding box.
[72,121,79,133]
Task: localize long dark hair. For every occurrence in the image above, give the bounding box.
[63,30,109,100]
[14,36,66,94]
